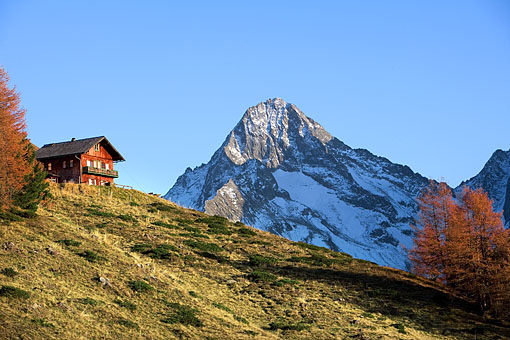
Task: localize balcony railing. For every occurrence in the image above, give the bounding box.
[83,166,118,178]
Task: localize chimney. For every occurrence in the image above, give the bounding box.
[71,138,76,142]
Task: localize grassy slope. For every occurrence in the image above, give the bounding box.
[0,183,509,340]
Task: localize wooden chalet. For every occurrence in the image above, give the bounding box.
[35,136,125,185]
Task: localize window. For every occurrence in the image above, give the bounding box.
[48,163,52,171]
[106,164,109,170]
[89,178,93,185]
[70,160,73,168]
[87,160,91,167]
[63,161,66,169]
[93,160,98,168]
[95,144,100,151]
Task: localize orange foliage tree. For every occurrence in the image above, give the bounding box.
[0,67,31,211]
[409,182,510,318]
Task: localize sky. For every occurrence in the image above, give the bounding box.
[1,1,509,194]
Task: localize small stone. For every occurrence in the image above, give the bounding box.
[99,276,112,288]
[226,279,237,285]
[350,319,360,325]
[2,242,15,250]
[46,247,57,255]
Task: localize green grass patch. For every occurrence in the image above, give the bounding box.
[117,318,139,329]
[128,280,154,293]
[213,302,233,313]
[391,323,407,334]
[150,202,175,212]
[237,227,257,237]
[77,297,102,306]
[179,232,209,239]
[76,250,104,263]
[56,239,82,247]
[248,270,277,283]
[195,215,228,225]
[31,318,55,328]
[114,299,137,311]
[248,254,278,266]
[0,285,29,299]
[86,208,115,218]
[289,254,342,267]
[117,214,137,222]
[131,243,178,259]
[184,240,223,253]
[207,223,233,235]
[295,241,327,252]
[0,267,18,278]
[161,302,203,327]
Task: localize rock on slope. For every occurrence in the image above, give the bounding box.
[165,98,430,269]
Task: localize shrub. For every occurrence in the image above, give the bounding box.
[117,214,137,222]
[182,225,201,233]
[289,254,337,267]
[179,232,209,239]
[195,215,228,225]
[207,223,232,235]
[269,320,310,331]
[248,255,278,266]
[114,299,137,311]
[31,318,55,328]
[234,221,244,227]
[76,250,103,263]
[86,208,115,218]
[117,318,139,329]
[129,201,139,207]
[131,243,153,253]
[184,240,223,253]
[77,297,102,306]
[161,302,202,327]
[150,202,175,212]
[128,280,154,293]
[0,285,29,299]
[1,267,18,278]
[131,243,178,259]
[188,291,199,298]
[238,227,257,237]
[248,270,277,283]
[213,302,233,313]
[56,239,81,247]
[391,323,406,334]
[234,315,249,324]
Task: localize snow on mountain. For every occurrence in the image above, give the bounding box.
[457,149,510,226]
[165,98,431,269]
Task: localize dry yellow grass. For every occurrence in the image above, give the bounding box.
[0,183,509,339]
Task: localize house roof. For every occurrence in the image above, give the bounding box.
[35,136,125,161]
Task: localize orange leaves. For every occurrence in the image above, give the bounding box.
[0,67,30,210]
[409,181,510,318]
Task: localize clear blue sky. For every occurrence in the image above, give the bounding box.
[1,1,509,194]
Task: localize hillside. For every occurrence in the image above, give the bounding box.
[1,184,509,339]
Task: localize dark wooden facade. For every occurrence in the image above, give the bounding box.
[35,136,124,185]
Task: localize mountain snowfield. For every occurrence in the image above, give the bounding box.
[165,98,509,269]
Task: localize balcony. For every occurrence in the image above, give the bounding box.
[83,166,118,178]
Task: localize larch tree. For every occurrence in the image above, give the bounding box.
[409,182,510,319]
[0,67,30,211]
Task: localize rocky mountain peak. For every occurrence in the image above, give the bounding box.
[223,98,332,168]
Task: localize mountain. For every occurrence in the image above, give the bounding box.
[457,149,510,227]
[165,98,430,270]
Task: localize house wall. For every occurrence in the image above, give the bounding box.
[42,156,81,183]
[81,142,115,185]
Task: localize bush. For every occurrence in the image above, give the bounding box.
[248,255,278,266]
[179,232,209,239]
[117,318,139,329]
[56,239,82,247]
[86,208,115,218]
[295,241,327,252]
[76,250,103,263]
[184,240,223,253]
[150,202,175,212]
[31,318,55,328]
[269,320,310,331]
[289,254,338,267]
[248,270,277,283]
[273,278,300,287]
[161,302,203,327]
[114,299,137,311]
[213,302,233,313]
[77,297,102,306]
[207,223,232,235]
[391,323,407,334]
[1,267,18,278]
[188,291,199,298]
[117,214,137,222]
[128,280,154,293]
[195,215,228,225]
[234,221,244,227]
[238,227,257,237]
[0,285,29,299]
[131,243,178,259]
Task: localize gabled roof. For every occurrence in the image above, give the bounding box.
[35,136,125,161]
